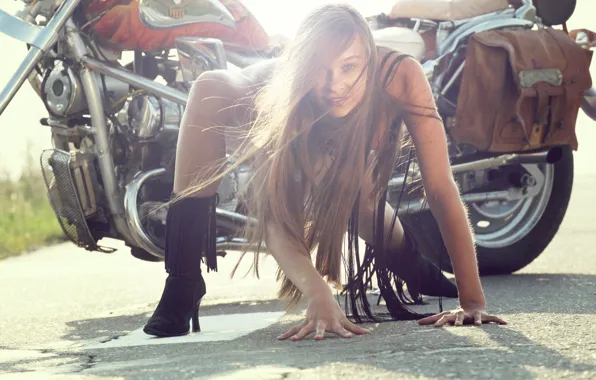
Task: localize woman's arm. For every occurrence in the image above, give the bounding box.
[384,57,486,307]
[266,221,369,340]
[265,222,332,300]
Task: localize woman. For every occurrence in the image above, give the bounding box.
[143,4,507,341]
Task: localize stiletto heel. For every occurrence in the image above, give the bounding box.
[191,275,206,333]
[191,299,202,333]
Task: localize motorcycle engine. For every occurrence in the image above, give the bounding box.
[42,61,86,117]
[127,94,183,140]
[42,61,129,117]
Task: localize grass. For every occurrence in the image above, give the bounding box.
[0,158,66,260]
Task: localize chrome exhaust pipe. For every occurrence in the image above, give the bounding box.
[397,190,512,215]
[216,237,268,253]
[388,146,562,189]
[124,169,257,258]
[451,146,563,173]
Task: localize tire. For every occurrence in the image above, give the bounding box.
[581,97,596,121]
[402,146,574,275]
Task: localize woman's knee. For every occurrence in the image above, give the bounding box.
[186,70,234,124]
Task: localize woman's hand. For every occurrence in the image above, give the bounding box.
[277,293,370,341]
[417,304,507,327]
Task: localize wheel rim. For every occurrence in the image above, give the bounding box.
[468,164,554,249]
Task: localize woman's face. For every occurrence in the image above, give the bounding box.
[313,35,368,118]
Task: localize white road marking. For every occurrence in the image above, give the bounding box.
[84,311,285,349]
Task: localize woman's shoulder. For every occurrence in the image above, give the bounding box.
[375,45,427,99]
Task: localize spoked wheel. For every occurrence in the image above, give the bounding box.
[407,146,574,275]
[470,147,574,275]
[470,164,554,249]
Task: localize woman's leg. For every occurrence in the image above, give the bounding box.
[357,169,458,299]
[144,71,249,337]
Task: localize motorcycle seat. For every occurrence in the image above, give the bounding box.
[372,27,426,62]
[387,0,511,21]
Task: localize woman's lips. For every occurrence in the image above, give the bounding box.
[327,97,347,106]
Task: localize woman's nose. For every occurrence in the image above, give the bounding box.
[326,70,345,94]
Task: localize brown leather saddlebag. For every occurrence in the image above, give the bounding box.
[451,28,593,152]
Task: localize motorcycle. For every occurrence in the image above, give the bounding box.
[0,0,593,274]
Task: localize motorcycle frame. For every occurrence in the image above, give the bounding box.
[0,0,569,259]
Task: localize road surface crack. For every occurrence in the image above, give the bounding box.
[71,353,97,373]
[98,333,126,344]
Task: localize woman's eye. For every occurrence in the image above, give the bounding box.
[343,64,355,72]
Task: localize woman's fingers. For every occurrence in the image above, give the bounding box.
[434,314,453,327]
[344,320,370,335]
[330,322,354,339]
[314,322,327,340]
[484,315,508,325]
[454,312,465,326]
[291,321,315,341]
[277,324,302,340]
[474,311,483,326]
[418,311,449,325]
[282,319,370,342]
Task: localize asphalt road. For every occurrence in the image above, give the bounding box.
[1,1,596,379]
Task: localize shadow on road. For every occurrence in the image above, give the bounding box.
[3,274,595,379]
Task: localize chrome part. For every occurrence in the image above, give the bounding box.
[124,168,257,258]
[470,191,525,219]
[0,8,44,46]
[124,168,166,258]
[128,95,161,139]
[95,73,130,113]
[397,189,525,215]
[470,164,554,248]
[175,37,228,82]
[16,0,66,22]
[138,0,235,29]
[65,19,133,242]
[127,95,183,139]
[217,171,239,208]
[521,164,545,198]
[160,97,184,131]
[440,61,465,96]
[0,0,81,115]
[43,62,86,116]
[216,237,267,254]
[450,147,561,174]
[518,69,562,88]
[27,69,44,98]
[82,56,188,105]
[387,147,561,189]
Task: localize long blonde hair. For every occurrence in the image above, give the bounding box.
[192,4,403,306]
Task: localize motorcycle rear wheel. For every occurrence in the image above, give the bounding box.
[405,146,574,275]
